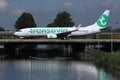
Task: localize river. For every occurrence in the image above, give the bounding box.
[0,59,119,80]
[0,45,120,80]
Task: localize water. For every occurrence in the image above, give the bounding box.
[0,45,120,80]
[0,60,119,80]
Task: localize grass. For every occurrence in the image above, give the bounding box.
[93,51,120,70]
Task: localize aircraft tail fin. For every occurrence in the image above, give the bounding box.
[95,10,110,29]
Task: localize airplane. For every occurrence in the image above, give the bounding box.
[14,10,110,39]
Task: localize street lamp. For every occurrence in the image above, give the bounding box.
[110,26,113,53]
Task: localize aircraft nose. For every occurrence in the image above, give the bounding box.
[14,32,19,36]
[14,32,17,35]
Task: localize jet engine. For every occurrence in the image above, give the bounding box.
[47,34,57,38]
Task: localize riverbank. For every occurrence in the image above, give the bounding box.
[93,51,120,70]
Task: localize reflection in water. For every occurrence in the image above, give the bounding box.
[30,60,97,80]
[98,69,108,80]
[0,60,119,80]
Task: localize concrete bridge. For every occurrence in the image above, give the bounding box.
[0,39,120,44]
[0,38,119,54]
[0,31,120,57]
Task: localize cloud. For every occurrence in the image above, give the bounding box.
[97,0,120,10]
[12,10,25,15]
[97,0,113,7]
[63,2,74,8]
[0,0,9,11]
[113,3,120,9]
[102,0,112,6]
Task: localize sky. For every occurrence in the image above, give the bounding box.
[0,0,120,30]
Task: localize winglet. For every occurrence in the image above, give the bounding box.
[78,24,81,28]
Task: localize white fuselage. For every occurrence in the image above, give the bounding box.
[14,24,100,38]
[71,25,100,36]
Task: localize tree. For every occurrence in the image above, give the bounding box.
[0,27,5,31]
[14,12,37,50]
[47,11,74,27]
[14,12,36,30]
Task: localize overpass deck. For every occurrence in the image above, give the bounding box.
[0,39,120,45]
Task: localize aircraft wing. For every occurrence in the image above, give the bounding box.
[56,29,77,38]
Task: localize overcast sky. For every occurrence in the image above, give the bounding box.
[0,0,120,30]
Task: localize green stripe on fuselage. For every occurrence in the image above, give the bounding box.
[29,28,68,34]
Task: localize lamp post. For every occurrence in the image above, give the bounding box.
[111,26,113,53]
[98,33,100,51]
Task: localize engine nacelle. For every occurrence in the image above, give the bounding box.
[47,34,57,38]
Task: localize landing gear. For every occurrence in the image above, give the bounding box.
[61,37,69,40]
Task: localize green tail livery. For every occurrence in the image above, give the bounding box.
[96,10,110,29]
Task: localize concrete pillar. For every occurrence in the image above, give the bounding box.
[62,45,72,57]
[65,45,72,57]
[67,45,72,57]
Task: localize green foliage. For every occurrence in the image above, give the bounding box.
[14,12,36,30]
[47,11,74,27]
[99,34,111,39]
[47,23,55,27]
[96,34,111,39]
[94,52,120,70]
[96,34,120,39]
[0,27,5,31]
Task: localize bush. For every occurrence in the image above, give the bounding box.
[94,52,120,70]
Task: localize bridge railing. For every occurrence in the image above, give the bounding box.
[0,31,120,39]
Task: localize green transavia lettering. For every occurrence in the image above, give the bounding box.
[29,28,68,34]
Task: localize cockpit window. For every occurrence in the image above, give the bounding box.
[18,29,22,32]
